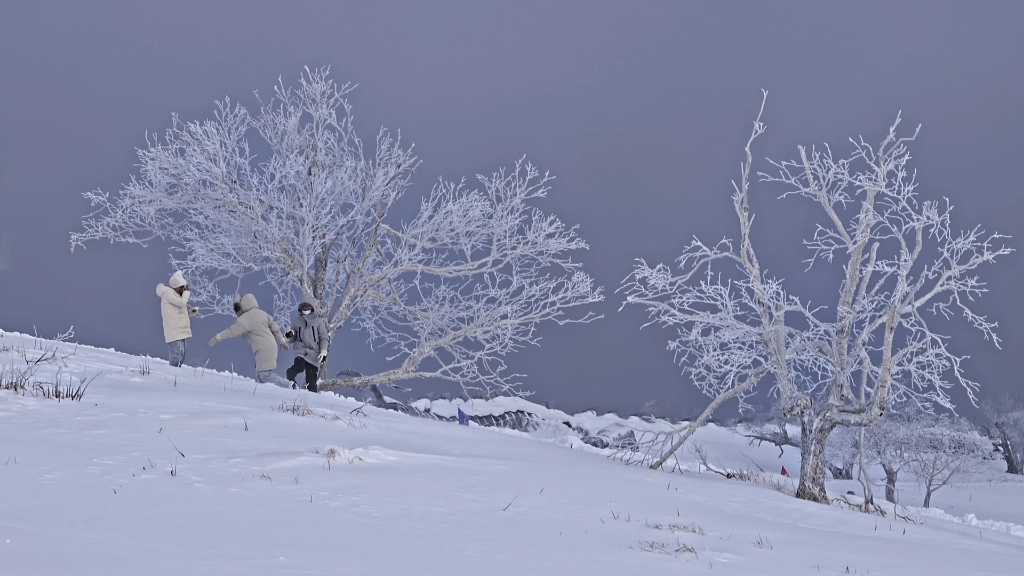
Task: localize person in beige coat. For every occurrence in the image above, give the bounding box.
[208,293,291,388]
[156,270,198,367]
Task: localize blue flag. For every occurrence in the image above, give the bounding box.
[457,407,471,426]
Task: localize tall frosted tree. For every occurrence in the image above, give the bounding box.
[72,67,602,396]
[623,94,1010,503]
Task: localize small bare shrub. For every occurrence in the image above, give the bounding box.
[321,412,366,428]
[276,401,367,428]
[32,379,89,402]
[639,538,698,558]
[323,446,363,469]
[646,520,707,536]
[638,540,673,556]
[128,360,151,376]
[753,534,773,550]
[0,366,32,394]
[691,444,795,496]
[674,541,697,556]
[737,470,795,496]
[1,365,93,402]
[20,329,76,367]
[673,522,706,536]
[277,400,315,417]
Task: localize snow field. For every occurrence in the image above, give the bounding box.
[1,330,1023,575]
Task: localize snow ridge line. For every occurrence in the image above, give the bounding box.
[905,506,1024,538]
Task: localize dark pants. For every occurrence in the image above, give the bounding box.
[286,357,319,391]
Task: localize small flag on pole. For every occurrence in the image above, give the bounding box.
[457,407,471,426]
[780,465,790,478]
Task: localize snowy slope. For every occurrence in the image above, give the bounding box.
[1,330,1023,575]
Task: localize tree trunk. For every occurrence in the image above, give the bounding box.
[923,489,933,508]
[882,463,898,504]
[795,412,834,504]
[857,426,874,511]
[997,427,1021,475]
[647,368,763,470]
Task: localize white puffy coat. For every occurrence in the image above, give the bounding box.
[156,284,195,343]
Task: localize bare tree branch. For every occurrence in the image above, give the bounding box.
[71,67,603,396]
[622,93,1011,503]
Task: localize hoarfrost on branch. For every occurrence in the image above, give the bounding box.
[71,67,603,397]
[621,92,1010,502]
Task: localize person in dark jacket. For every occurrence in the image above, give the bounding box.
[284,301,329,392]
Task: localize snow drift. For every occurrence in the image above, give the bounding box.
[2,330,1022,575]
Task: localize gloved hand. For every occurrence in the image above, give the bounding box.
[279,342,289,351]
[284,329,295,340]
[208,336,220,347]
[188,307,199,317]
[317,350,328,364]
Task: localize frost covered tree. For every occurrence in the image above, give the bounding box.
[900,415,990,508]
[825,426,857,480]
[861,414,905,504]
[980,395,1024,475]
[857,408,987,506]
[861,408,930,504]
[825,412,886,511]
[622,93,1011,503]
[71,67,602,396]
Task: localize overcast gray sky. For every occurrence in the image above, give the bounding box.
[1,1,1021,417]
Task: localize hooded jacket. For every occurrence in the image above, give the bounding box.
[169,270,187,289]
[288,304,330,366]
[214,294,287,371]
[156,283,195,343]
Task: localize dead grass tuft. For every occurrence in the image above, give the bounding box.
[753,534,773,549]
[1,364,92,402]
[638,538,698,558]
[277,400,315,417]
[128,359,151,376]
[646,520,707,536]
[691,443,795,496]
[323,446,364,469]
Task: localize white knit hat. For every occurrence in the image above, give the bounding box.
[169,271,187,289]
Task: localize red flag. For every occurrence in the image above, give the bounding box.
[781,465,790,478]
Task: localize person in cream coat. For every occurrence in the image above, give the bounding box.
[156,270,198,367]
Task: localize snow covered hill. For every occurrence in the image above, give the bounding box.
[2,330,1023,575]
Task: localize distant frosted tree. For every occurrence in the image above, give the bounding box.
[861,409,926,504]
[900,415,990,508]
[71,67,602,396]
[980,395,1024,475]
[622,93,1011,503]
[825,426,857,481]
